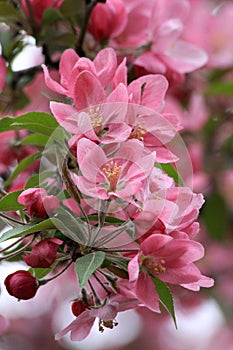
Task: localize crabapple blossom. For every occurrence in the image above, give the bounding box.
[42,48,123,101]
[183,0,233,69]
[88,0,127,42]
[18,188,59,218]
[55,294,139,341]
[76,138,155,200]
[128,234,214,311]
[23,238,63,268]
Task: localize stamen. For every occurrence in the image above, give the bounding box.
[130,123,147,141]
[102,161,122,191]
[99,319,118,333]
[143,257,166,275]
[89,106,103,134]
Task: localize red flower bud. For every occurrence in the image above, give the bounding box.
[4,270,38,300]
[23,238,63,268]
[18,188,59,218]
[71,300,87,317]
[21,0,64,25]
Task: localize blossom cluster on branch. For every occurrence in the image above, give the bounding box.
[0,0,232,346]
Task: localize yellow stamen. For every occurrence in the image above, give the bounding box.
[130,123,147,141]
[103,161,122,191]
[89,106,103,134]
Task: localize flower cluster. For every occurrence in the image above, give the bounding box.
[3,0,232,346]
[1,45,214,341]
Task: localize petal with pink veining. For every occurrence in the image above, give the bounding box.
[73,71,105,110]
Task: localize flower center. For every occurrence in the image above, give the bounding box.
[99,319,118,333]
[143,257,166,275]
[89,106,103,135]
[102,161,122,191]
[130,123,147,141]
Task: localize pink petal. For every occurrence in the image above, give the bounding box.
[70,58,97,91]
[134,52,166,75]
[161,264,202,285]
[77,138,105,166]
[107,83,128,103]
[73,71,105,110]
[59,49,79,88]
[128,254,140,281]
[113,57,127,87]
[181,275,214,291]
[94,48,117,87]
[50,102,78,132]
[163,40,208,73]
[55,311,95,341]
[140,234,172,256]
[128,74,168,112]
[136,273,160,312]
[90,304,118,321]
[42,64,69,96]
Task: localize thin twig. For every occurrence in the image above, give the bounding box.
[76,0,101,55]
[0,235,35,261]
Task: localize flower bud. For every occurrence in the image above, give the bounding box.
[18,188,59,218]
[23,238,63,268]
[4,270,38,300]
[71,300,87,317]
[20,0,64,25]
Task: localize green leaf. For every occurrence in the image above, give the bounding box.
[0,2,19,21]
[24,170,55,189]
[4,152,41,188]
[206,82,233,96]
[87,215,125,225]
[0,190,24,211]
[42,8,63,24]
[60,0,85,18]
[153,277,177,328]
[75,251,105,289]
[155,163,183,185]
[55,207,89,244]
[0,219,56,243]
[201,191,229,240]
[21,133,50,147]
[0,112,59,136]
[29,267,53,279]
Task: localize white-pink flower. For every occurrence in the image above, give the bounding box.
[76,138,155,200]
[55,295,138,341]
[128,234,214,311]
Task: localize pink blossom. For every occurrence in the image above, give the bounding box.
[183,0,233,69]
[88,0,127,42]
[164,93,209,132]
[110,0,155,48]
[55,295,138,341]
[122,0,208,79]
[127,74,168,112]
[23,238,62,268]
[17,71,63,115]
[76,138,155,200]
[0,131,37,177]
[18,188,59,218]
[128,234,213,311]
[0,56,7,93]
[42,48,125,103]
